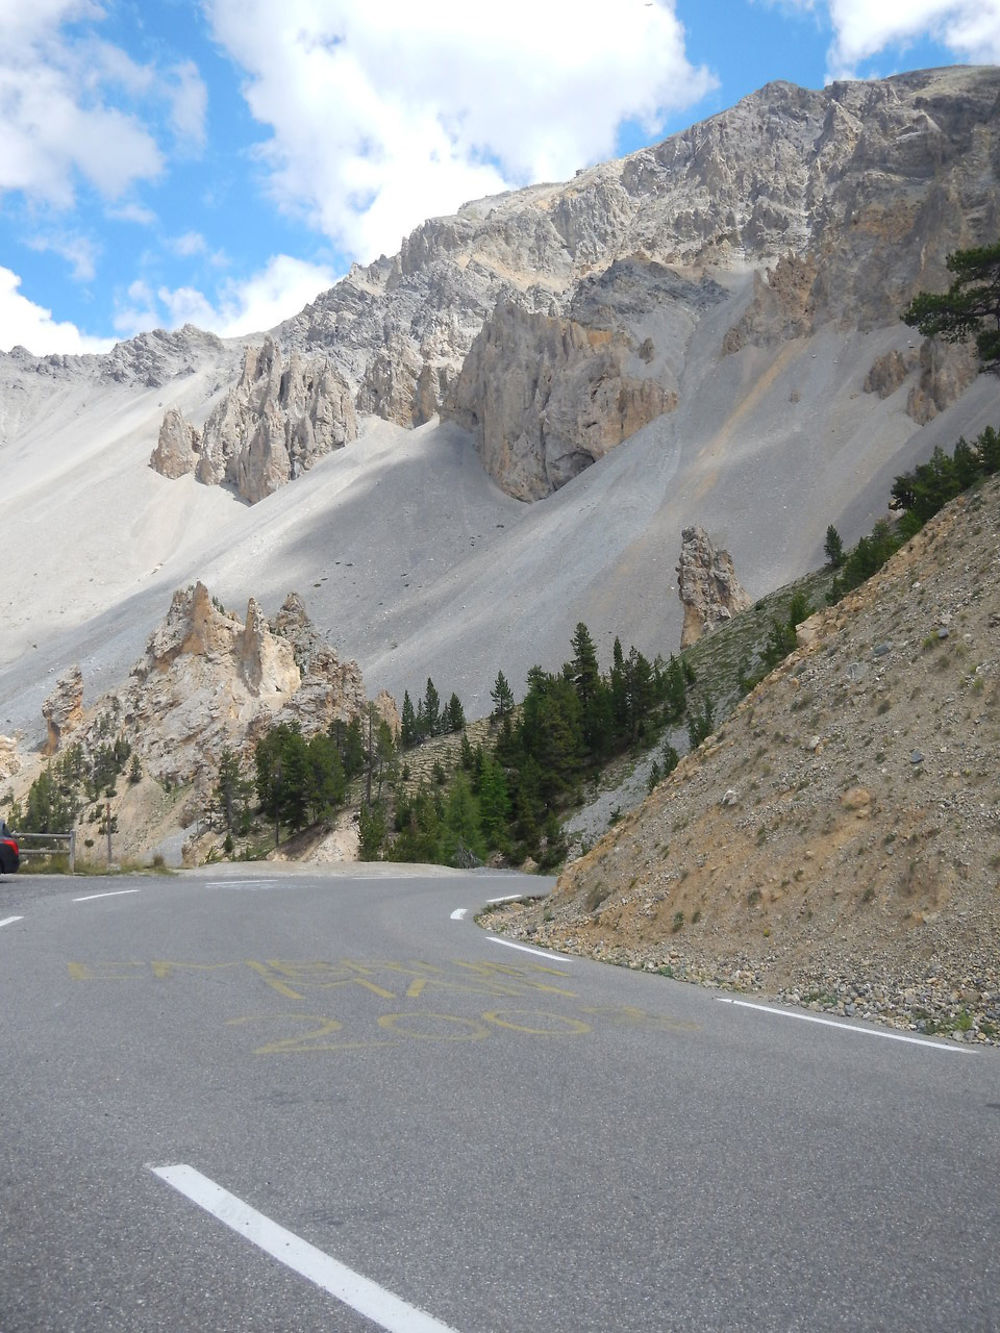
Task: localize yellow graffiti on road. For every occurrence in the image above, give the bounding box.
[227,1008,596,1054]
[68,956,577,1001]
[69,955,699,1052]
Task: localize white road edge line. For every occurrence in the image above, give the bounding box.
[150,1164,459,1333]
[716,997,976,1053]
[73,889,141,903]
[486,894,524,904]
[0,915,23,929]
[205,880,280,888]
[450,908,468,920]
[487,935,572,963]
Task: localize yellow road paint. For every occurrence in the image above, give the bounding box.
[260,960,398,999]
[581,1004,700,1035]
[68,954,701,1054]
[482,1009,591,1036]
[150,961,246,979]
[377,1012,490,1042]
[67,961,146,981]
[227,1013,349,1055]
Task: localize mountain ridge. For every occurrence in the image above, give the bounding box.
[0,64,998,765]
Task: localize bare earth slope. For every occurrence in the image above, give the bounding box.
[1,66,1000,756]
[491,477,1000,1043]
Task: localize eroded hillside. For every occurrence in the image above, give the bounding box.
[490,477,1000,1042]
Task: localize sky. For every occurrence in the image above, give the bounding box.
[1,0,999,356]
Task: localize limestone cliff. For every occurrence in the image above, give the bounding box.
[81,582,383,786]
[443,298,673,500]
[270,66,1000,498]
[150,338,357,503]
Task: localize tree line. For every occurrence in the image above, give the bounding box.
[822,423,1000,604]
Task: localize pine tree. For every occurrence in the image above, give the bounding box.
[477,753,511,849]
[442,771,485,865]
[446,692,465,732]
[305,734,345,821]
[902,240,1000,370]
[570,622,600,707]
[215,748,249,832]
[824,524,845,568]
[490,670,514,724]
[663,654,687,721]
[423,678,441,737]
[358,802,387,860]
[400,690,417,748]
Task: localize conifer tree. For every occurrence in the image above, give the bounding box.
[400,690,417,747]
[824,524,845,568]
[446,692,465,732]
[423,678,441,737]
[490,670,515,724]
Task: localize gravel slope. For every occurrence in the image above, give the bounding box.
[488,477,1000,1043]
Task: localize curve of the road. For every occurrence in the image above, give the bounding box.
[2,865,998,1332]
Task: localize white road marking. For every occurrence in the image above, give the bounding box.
[450,908,468,920]
[72,889,140,903]
[717,997,976,1053]
[486,894,524,904]
[205,880,281,890]
[0,915,23,929]
[487,935,572,963]
[151,1164,459,1333]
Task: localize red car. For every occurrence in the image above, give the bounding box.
[0,822,19,873]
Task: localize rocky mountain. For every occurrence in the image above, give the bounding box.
[491,475,1000,1041]
[272,65,1000,490]
[151,338,358,503]
[1,64,999,766]
[20,583,395,863]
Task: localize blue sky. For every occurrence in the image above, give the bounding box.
[1,0,998,355]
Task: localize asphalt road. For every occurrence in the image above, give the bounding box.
[2,866,999,1332]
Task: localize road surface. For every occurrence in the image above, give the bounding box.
[2,866,998,1331]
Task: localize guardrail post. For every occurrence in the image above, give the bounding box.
[69,829,76,875]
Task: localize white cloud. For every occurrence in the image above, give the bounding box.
[170,231,208,257]
[0,1,209,209]
[0,265,114,354]
[0,4,163,205]
[156,284,218,330]
[795,1,1000,76]
[26,232,100,282]
[108,201,157,226]
[213,255,339,335]
[205,0,716,261]
[111,254,338,340]
[166,58,208,150]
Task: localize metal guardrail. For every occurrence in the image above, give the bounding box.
[12,830,76,874]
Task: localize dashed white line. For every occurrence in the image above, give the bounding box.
[72,889,140,903]
[487,935,572,963]
[717,997,976,1053]
[0,915,23,929]
[151,1164,459,1333]
[450,908,468,920]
